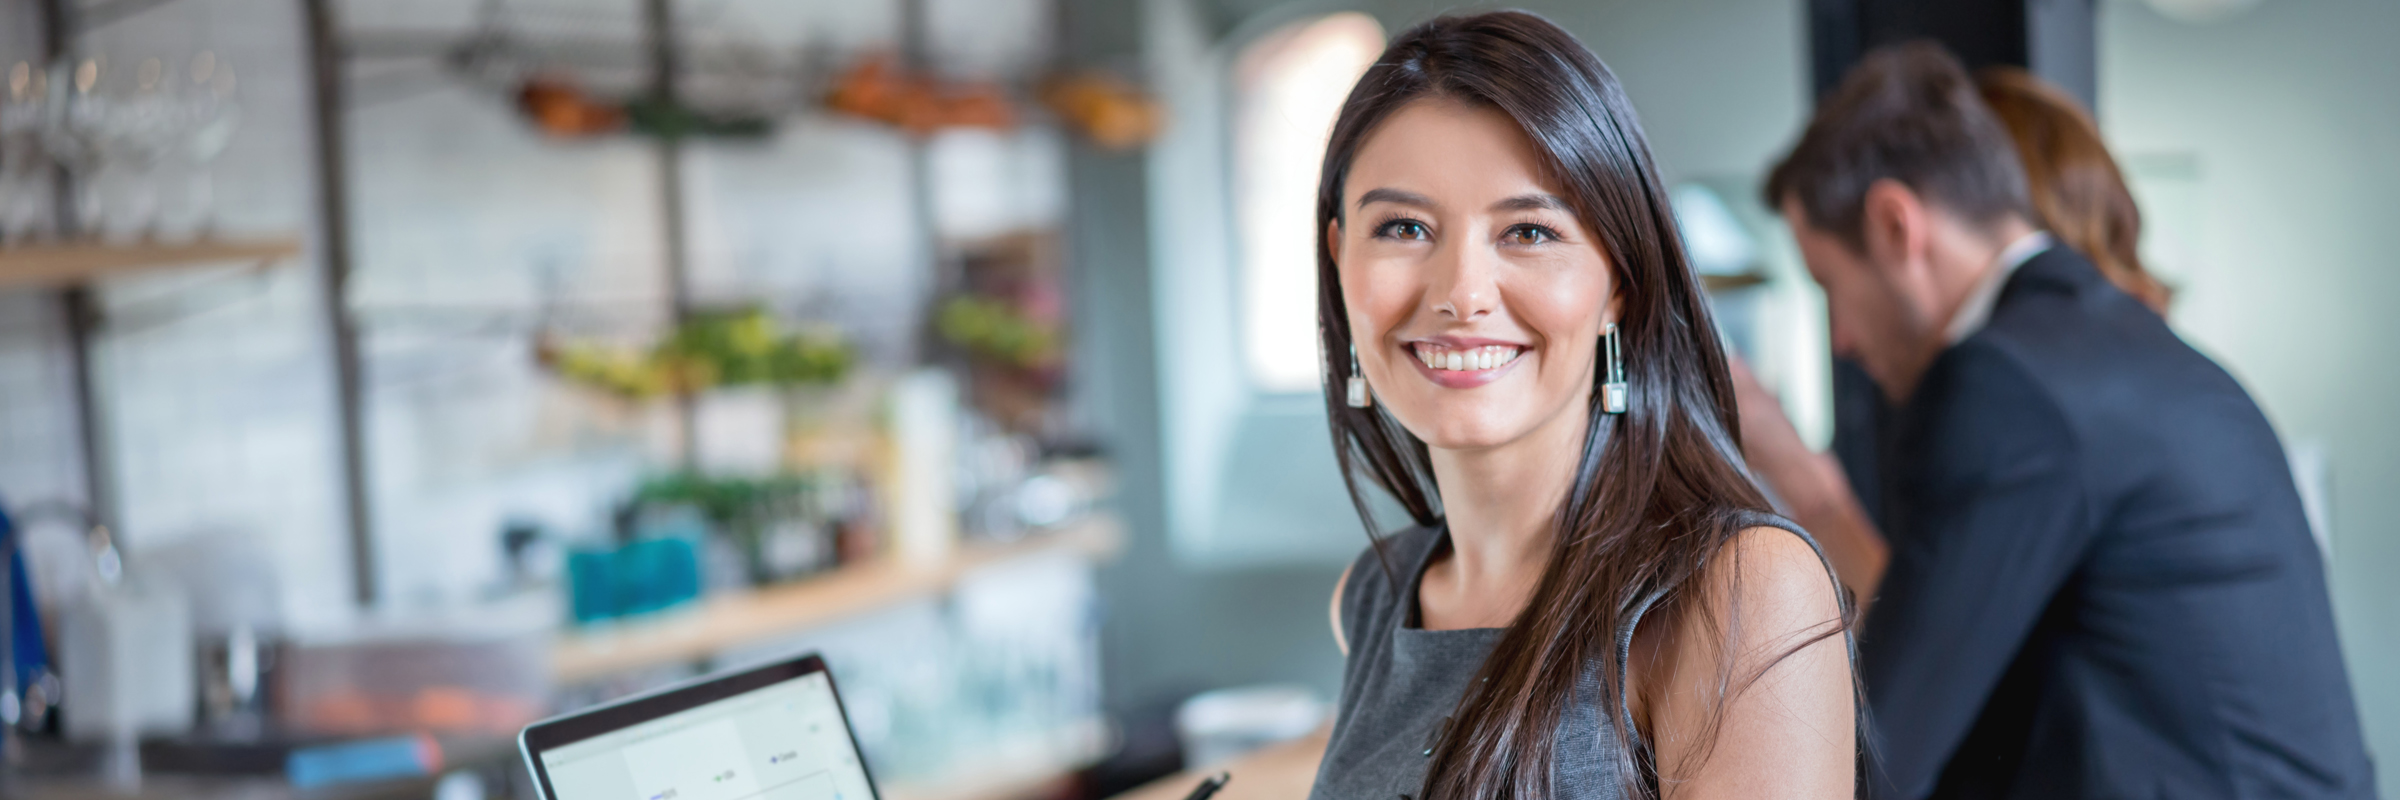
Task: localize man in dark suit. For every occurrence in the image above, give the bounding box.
[1735,42,2376,798]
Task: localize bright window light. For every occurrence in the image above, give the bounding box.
[1233,12,1386,393]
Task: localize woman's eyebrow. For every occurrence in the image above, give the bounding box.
[1357,188,1435,210]
[1491,193,1569,212]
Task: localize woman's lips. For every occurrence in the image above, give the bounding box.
[1404,342,1526,389]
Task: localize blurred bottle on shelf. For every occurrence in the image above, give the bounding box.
[887,369,961,567]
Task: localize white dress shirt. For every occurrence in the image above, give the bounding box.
[1943,231,2055,345]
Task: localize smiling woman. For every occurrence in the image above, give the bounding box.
[1304,11,1859,800]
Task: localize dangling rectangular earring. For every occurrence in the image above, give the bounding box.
[1346,343,1372,409]
[1601,322,1628,414]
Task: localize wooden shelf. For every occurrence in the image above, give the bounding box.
[0,237,305,292]
[552,514,1126,683]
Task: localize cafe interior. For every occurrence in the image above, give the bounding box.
[0,0,2394,797]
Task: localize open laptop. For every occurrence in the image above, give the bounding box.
[520,654,881,800]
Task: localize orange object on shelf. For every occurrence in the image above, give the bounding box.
[941,81,1019,130]
[825,52,1019,135]
[518,75,626,138]
[1040,71,1162,150]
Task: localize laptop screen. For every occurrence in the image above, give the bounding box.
[534,671,874,800]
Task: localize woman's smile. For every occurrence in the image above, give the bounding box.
[1402,336,1529,389]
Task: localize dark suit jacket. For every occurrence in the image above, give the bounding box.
[1859,246,2376,799]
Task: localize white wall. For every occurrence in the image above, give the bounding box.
[2100,0,2400,790]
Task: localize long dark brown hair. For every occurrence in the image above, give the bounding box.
[1316,11,1846,797]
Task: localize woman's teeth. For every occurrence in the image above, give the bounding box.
[1413,344,1525,372]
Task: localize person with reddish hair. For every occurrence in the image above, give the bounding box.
[1975,66,2172,314]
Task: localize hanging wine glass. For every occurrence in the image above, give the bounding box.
[96,57,182,243]
[41,57,112,239]
[176,52,239,240]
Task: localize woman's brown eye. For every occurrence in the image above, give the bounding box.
[1505,225,1555,245]
[1379,219,1430,240]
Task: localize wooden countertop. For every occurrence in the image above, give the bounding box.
[552,514,1124,682]
[1110,727,1329,800]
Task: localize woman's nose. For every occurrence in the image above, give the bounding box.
[1430,241,1498,321]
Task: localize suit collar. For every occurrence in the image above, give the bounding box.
[1944,232,2055,345]
[2006,242,2107,294]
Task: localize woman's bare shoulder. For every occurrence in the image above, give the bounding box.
[1719,525,1845,627]
[1630,524,1848,721]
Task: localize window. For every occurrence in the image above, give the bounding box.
[1232,13,1385,392]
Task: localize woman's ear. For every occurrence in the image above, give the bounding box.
[1325,219,1343,264]
[1860,179,1927,274]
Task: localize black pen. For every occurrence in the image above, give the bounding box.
[1182,771,1231,800]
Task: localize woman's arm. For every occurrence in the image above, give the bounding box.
[1637,527,1854,800]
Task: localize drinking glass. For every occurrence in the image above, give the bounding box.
[96,57,183,242]
[42,58,112,238]
[170,52,238,240]
[1,61,51,242]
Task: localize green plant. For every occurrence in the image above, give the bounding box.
[543,308,852,400]
[936,295,1056,368]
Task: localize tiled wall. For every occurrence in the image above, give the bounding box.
[0,293,83,510]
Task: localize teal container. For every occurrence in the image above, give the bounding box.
[567,548,618,623]
[566,536,702,624]
[616,537,701,616]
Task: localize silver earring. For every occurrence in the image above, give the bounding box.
[1346,344,1372,409]
[1601,322,1628,414]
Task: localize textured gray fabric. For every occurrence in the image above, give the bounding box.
[1307,510,1818,799]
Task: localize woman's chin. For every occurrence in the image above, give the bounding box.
[1395,410,1540,453]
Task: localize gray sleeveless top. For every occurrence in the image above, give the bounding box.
[1307,510,1828,799]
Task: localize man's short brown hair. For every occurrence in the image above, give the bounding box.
[1764,42,2033,252]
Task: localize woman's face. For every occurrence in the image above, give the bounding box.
[1332,98,1617,453]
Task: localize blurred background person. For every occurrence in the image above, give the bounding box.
[1742,42,2373,799]
[1975,66,2174,315]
